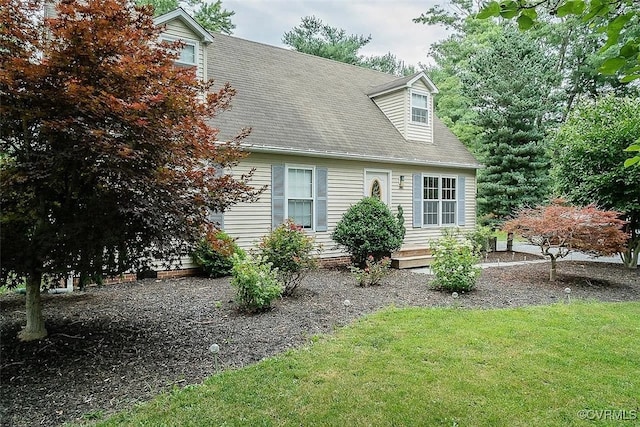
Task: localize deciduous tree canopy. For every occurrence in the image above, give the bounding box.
[137,0,235,34]
[552,95,640,267]
[0,0,260,340]
[503,200,628,281]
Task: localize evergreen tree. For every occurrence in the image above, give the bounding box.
[462,26,559,223]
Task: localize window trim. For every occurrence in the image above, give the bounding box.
[160,35,199,67]
[410,90,430,126]
[421,174,458,227]
[285,164,316,231]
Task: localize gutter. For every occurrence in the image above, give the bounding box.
[243,144,483,170]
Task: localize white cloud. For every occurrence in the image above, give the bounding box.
[224,0,452,67]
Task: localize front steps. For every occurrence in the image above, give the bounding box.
[391,246,433,269]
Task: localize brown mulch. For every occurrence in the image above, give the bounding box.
[1,254,638,427]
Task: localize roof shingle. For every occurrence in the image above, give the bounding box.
[208,34,480,169]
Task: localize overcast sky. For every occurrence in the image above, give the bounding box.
[223,0,453,67]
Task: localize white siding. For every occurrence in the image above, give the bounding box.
[372,91,406,138]
[162,20,206,82]
[224,153,477,259]
[406,80,434,143]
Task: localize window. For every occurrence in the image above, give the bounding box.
[287,167,313,229]
[161,36,197,66]
[411,92,429,124]
[370,179,382,200]
[423,176,456,226]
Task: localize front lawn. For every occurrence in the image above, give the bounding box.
[99,302,639,426]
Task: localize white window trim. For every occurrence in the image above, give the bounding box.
[410,89,430,126]
[421,174,458,227]
[160,35,199,67]
[285,164,316,231]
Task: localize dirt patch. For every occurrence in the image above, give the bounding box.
[1,259,638,426]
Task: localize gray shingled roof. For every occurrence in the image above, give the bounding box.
[207,34,480,170]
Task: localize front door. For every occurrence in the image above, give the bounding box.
[365,170,391,206]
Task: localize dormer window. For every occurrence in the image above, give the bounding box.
[411,91,429,124]
[160,35,198,67]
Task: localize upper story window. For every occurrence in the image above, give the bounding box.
[411,92,429,124]
[161,36,198,67]
[287,166,314,229]
[423,176,456,226]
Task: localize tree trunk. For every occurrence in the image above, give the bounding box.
[549,256,557,282]
[18,272,47,341]
[621,238,639,269]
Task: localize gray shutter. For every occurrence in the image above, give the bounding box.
[272,164,285,229]
[457,176,466,226]
[315,167,328,232]
[208,211,224,230]
[208,166,225,229]
[412,173,422,228]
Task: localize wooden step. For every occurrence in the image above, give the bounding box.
[391,246,433,269]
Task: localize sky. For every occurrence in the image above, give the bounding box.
[223,0,453,67]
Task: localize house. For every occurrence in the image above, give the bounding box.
[155,9,481,269]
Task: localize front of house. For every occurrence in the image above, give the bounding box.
[156,10,481,266]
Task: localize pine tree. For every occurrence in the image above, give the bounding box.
[462,26,559,223]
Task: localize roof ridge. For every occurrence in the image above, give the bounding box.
[212,32,405,81]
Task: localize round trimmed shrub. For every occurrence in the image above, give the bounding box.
[331,197,405,266]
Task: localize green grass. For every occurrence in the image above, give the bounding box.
[98,302,640,426]
[494,230,526,243]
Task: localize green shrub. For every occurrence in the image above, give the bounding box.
[192,230,245,278]
[258,220,318,296]
[230,255,283,313]
[332,197,405,266]
[465,225,494,255]
[349,255,391,286]
[429,232,481,293]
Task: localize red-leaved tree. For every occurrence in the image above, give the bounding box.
[0,0,262,340]
[503,200,628,281]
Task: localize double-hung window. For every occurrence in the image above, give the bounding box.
[423,176,456,226]
[286,167,314,229]
[411,91,429,124]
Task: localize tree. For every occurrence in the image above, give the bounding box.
[283,16,416,75]
[552,95,640,268]
[503,200,628,281]
[0,0,261,341]
[360,52,417,77]
[463,26,559,223]
[283,16,371,65]
[137,0,235,34]
[477,0,640,167]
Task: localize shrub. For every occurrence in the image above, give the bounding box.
[230,255,283,312]
[192,230,245,278]
[349,255,391,286]
[258,220,318,296]
[465,225,494,255]
[332,197,405,266]
[429,232,481,293]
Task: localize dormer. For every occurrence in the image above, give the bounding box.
[367,72,439,143]
[154,8,214,82]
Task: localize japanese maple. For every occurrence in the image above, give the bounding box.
[0,0,261,340]
[503,200,628,281]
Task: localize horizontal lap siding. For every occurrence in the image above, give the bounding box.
[406,80,433,144]
[224,153,477,258]
[163,20,205,82]
[372,92,406,137]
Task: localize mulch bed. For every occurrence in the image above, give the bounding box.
[1,253,638,427]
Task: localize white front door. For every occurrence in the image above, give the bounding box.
[365,170,391,206]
